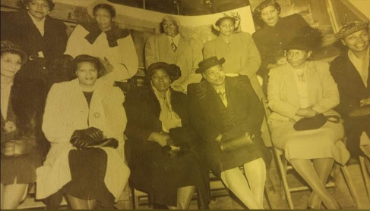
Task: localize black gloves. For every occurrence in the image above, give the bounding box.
[70,127,104,149]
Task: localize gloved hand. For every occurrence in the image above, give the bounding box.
[83,127,104,144]
[70,127,103,149]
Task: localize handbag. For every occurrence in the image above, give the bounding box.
[293,114,340,131]
[220,133,255,153]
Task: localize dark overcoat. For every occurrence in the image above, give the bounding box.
[330,50,370,157]
[187,76,271,176]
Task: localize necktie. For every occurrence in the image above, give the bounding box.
[218,91,228,107]
[171,38,177,52]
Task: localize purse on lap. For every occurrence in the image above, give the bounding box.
[293,113,340,131]
[220,133,255,153]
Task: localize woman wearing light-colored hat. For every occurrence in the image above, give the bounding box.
[203,13,264,99]
[1,40,43,209]
[330,21,370,160]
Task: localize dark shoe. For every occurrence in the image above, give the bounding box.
[153,204,168,209]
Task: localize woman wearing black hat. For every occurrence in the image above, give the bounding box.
[252,0,309,94]
[1,0,68,81]
[267,27,349,209]
[1,41,43,209]
[124,62,209,209]
[37,55,130,209]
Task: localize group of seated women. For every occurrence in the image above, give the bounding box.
[1,0,369,210]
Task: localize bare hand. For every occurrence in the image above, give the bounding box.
[99,57,114,75]
[171,82,185,93]
[2,121,16,133]
[149,132,170,147]
[296,108,318,118]
[215,134,223,143]
[276,57,287,66]
[360,98,370,107]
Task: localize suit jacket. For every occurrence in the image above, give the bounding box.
[268,61,340,125]
[1,11,68,80]
[1,10,67,60]
[330,50,370,117]
[187,76,264,144]
[145,33,203,88]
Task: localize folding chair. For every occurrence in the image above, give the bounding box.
[261,98,361,209]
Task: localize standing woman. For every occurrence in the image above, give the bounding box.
[1,41,43,209]
[203,15,264,99]
[267,27,350,209]
[36,55,130,209]
[1,0,68,81]
[65,3,138,84]
[252,0,309,94]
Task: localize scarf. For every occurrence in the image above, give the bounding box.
[83,23,130,47]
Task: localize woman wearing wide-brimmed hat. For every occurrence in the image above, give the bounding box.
[124,62,209,209]
[267,27,350,209]
[1,40,43,209]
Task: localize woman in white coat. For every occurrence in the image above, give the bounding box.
[65,3,138,83]
[36,55,129,209]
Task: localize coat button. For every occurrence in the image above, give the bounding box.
[94,112,100,118]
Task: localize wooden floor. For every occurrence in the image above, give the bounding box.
[18,157,370,210]
[136,157,370,210]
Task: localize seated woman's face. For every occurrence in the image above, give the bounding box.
[27,0,50,21]
[75,62,99,87]
[151,69,171,92]
[1,52,22,78]
[261,5,279,26]
[217,19,235,36]
[94,8,114,32]
[287,49,311,68]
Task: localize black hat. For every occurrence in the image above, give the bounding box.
[147,62,181,82]
[1,40,28,64]
[195,57,225,74]
[253,0,281,16]
[284,26,322,51]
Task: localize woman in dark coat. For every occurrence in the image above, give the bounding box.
[124,62,209,209]
[252,0,309,94]
[1,0,68,81]
[1,41,43,209]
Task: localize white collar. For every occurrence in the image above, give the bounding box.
[167,34,180,46]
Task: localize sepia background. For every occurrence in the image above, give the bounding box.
[1,0,370,209]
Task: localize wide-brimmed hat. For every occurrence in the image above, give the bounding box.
[1,40,28,64]
[147,62,181,82]
[335,21,369,40]
[253,0,281,15]
[284,26,322,51]
[195,57,225,74]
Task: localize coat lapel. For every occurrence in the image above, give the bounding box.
[283,65,301,107]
